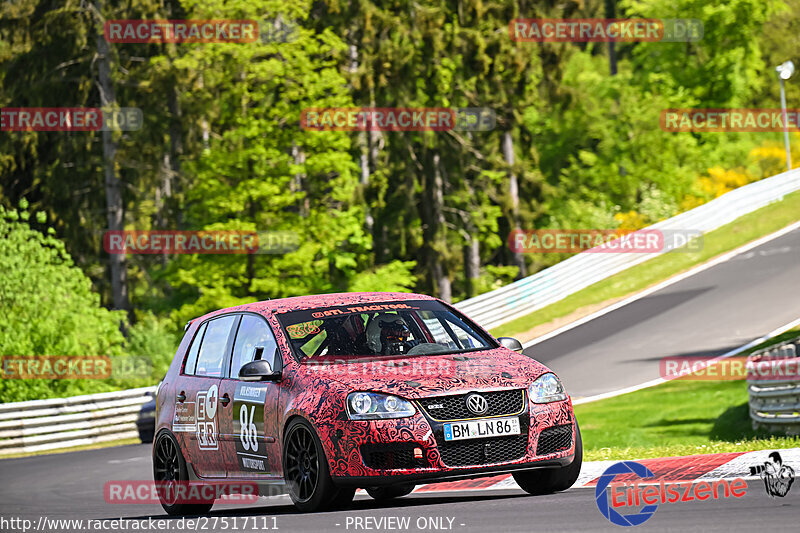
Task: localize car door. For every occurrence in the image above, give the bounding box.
[218,313,282,479]
[175,314,238,478]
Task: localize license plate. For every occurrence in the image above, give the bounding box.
[443,417,521,441]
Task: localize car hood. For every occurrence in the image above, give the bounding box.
[300,347,554,399]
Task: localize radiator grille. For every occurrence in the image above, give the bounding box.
[438,435,529,467]
[418,389,524,421]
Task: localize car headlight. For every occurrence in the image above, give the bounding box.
[528,373,567,403]
[346,392,416,420]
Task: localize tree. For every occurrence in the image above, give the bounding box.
[0,201,127,400]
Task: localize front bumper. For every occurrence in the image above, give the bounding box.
[334,456,573,487]
[324,392,576,482]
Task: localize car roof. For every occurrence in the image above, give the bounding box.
[190,292,438,324]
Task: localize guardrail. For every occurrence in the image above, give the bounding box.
[748,336,800,435]
[0,386,156,456]
[455,168,800,331]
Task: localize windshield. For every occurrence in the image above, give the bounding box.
[276,300,495,361]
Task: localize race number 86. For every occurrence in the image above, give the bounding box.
[240,404,259,451]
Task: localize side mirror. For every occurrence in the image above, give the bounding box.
[239,359,281,382]
[498,337,524,353]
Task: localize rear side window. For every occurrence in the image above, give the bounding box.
[183,322,208,375]
[229,314,279,378]
[195,316,237,377]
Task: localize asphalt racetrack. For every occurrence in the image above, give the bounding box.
[525,225,800,398]
[0,443,797,532]
[2,227,800,532]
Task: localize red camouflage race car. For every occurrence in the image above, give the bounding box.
[152,292,582,513]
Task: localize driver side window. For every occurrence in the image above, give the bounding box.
[230,314,279,378]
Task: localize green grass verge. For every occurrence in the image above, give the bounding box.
[575,328,800,461]
[490,190,800,339]
[575,379,800,461]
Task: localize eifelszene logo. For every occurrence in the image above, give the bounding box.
[595,462,659,526]
[595,461,748,526]
[750,451,795,497]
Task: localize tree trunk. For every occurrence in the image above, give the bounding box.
[166,84,182,221]
[246,189,256,294]
[463,234,480,299]
[503,130,527,278]
[197,74,210,152]
[291,142,309,216]
[351,39,386,263]
[605,0,618,76]
[95,6,130,322]
[366,123,385,260]
[421,151,451,302]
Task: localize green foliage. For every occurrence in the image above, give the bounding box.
[120,312,180,384]
[0,203,127,358]
[0,206,176,401]
[347,261,417,293]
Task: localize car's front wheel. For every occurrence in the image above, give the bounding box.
[513,421,583,495]
[283,419,355,512]
[366,484,415,501]
[153,431,213,516]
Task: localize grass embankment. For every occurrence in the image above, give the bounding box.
[575,328,800,461]
[490,190,800,341]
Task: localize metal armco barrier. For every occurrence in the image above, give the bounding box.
[0,386,156,456]
[455,168,800,330]
[748,336,800,435]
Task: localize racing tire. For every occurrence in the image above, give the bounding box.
[152,431,214,516]
[365,484,415,501]
[513,421,583,495]
[283,419,356,512]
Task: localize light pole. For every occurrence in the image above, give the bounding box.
[776,60,794,171]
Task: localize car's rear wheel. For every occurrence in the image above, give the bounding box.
[284,419,355,512]
[153,431,213,516]
[513,421,583,495]
[366,484,415,501]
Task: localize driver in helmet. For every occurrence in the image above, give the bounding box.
[366,313,413,355]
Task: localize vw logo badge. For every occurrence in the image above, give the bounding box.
[465,393,488,415]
